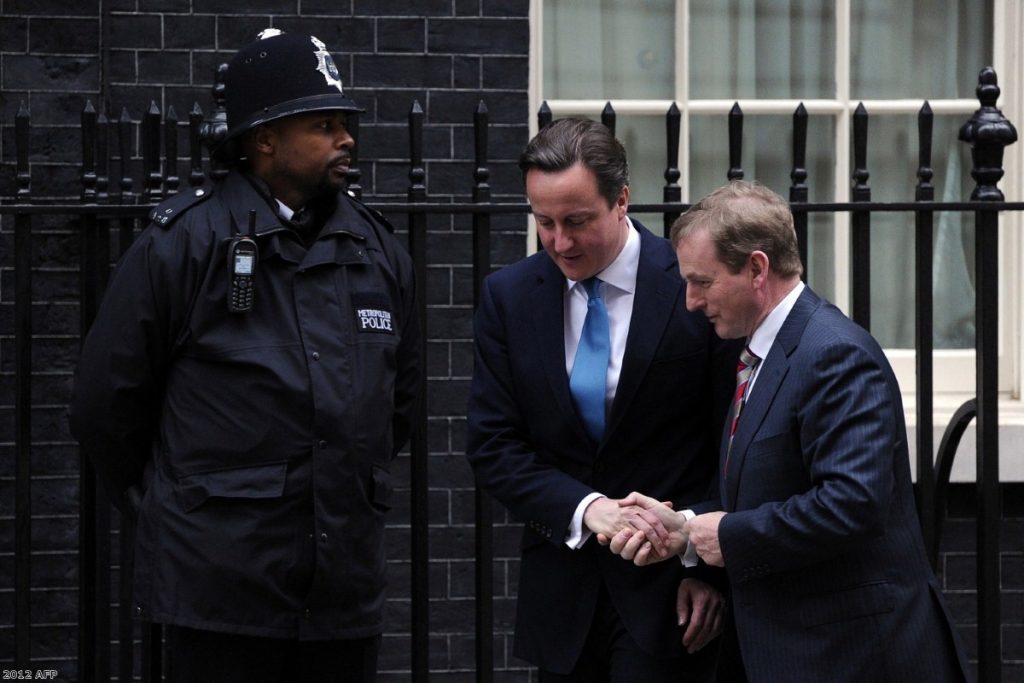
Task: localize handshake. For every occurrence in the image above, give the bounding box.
[585,492,726,567]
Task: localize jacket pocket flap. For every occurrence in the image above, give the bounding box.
[178,461,288,512]
[803,580,895,628]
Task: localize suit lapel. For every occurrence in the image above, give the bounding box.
[529,256,591,442]
[606,224,682,438]
[722,287,822,508]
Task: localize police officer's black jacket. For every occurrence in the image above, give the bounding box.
[69,170,420,639]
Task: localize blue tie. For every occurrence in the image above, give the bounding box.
[570,278,611,442]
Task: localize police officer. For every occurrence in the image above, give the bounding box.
[69,30,419,683]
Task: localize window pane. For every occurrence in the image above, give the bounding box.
[689,0,835,99]
[861,114,976,349]
[689,113,836,301]
[852,0,992,99]
[543,0,675,99]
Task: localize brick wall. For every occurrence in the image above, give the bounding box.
[1,2,1022,682]
[1,1,534,680]
[940,484,1024,682]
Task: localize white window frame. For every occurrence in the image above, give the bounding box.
[529,0,1024,478]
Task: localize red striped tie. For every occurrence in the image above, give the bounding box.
[725,346,760,475]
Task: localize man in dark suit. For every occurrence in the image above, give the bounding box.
[466,118,734,682]
[609,180,971,682]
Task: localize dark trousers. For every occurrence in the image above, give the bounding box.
[164,625,381,683]
[713,609,748,683]
[537,584,717,683]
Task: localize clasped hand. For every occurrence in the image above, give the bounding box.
[598,493,692,565]
[587,492,687,563]
[598,493,727,568]
[583,496,674,558]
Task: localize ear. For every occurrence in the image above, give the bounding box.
[749,250,770,286]
[250,125,277,155]
[616,185,630,219]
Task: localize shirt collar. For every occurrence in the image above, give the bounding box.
[747,280,805,359]
[276,199,296,220]
[567,218,640,295]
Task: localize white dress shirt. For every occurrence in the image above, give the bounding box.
[564,221,640,548]
[745,281,804,393]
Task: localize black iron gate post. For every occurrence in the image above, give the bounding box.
[13,100,33,672]
[914,101,938,562]
[77,100,108,683]
[471,100,495,683]
[406,99,430,683]
[959,66,1017,683]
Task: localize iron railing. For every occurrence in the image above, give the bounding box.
[2,66,1019,681]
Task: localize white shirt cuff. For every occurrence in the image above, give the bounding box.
[565,492,605,549]
[679,509,699,567]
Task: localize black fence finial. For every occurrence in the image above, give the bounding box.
[346,112,362,199]
[601,101,616,136]
[143,101,163,202]
[727,102,743,180]
[790,103,809,276]
[189,103,205,187]
[201,63,230,181]
[408,100,426,201]
[538,101,552,129]
[916,102,934,201]
[81,101,97,202]
[164,106,180,196]
[473,100,491,201]
[663,103,682,237]
[959,67,1018,201]
[16,101,30,200]
[118,107,135,203]
[96,109,110,202]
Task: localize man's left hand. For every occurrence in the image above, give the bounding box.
[677,577,725,653]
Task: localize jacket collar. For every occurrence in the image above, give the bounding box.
[528,219,683,449]
[218,172,371,269]
[721,286,823,506]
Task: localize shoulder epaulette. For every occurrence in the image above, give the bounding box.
[346,190,395,234]
[149,184,215,229]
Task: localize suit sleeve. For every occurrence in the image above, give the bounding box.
[718,338,900,577]
[465,276,594,542]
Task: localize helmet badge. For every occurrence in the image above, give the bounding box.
[311,36,345,94]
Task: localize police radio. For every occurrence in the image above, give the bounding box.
[227,210,259,313]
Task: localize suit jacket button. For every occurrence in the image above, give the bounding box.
[594,460,606,473]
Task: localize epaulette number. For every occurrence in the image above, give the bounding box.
[150,187,211,228]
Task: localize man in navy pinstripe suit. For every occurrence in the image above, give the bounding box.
[610,181,971,682]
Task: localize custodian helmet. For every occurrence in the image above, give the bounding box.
[223,29,364,145]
